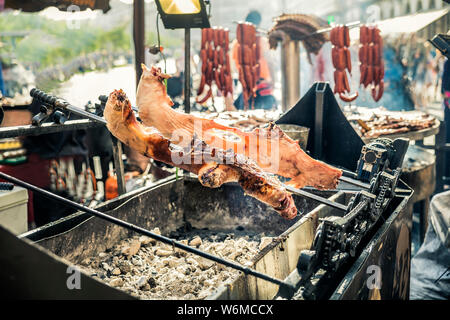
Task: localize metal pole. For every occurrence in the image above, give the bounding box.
[184,28,191,114]
[0,171,294,292]
[314,82,326,160]
[133,0,145,88]
[111,138,126,196]
[281,37,300,111]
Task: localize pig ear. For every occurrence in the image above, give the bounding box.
[141,63,153,79]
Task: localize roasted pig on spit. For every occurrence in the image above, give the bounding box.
[136,64,342,190]
[104,89,297,219]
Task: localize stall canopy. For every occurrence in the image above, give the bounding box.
[349,7,449,39]
[4,0,111,13]
[377,8,448,34]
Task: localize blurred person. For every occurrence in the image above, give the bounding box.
[423,46,438,105]
[166,55,184,109]
[443,57,450,179]
[229,10,276,110]
[435,51,445,102]
[0,61,5,96]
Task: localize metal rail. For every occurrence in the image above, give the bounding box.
[8,89,127,196]
[0,119,104,139]
[0,171,295,293]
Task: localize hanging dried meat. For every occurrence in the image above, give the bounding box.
[197,27,233,104]
[235,22,261,110]
[330,25,358,103]
[359,25,384,102]
[268,14,329,62]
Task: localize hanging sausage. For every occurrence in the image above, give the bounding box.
[330,25,358,103]
[359,25,384,102]
[235,22,260,110]
[197,27,233,104]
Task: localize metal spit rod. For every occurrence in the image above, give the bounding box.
[0,171,295,293]
[283,184,348,212]
[339,175,370,190]
[30,88,107,125]
[295,20,361,41]
[29,89,127,196]
[339,171,410,194]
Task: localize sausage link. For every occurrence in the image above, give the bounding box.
[363,65,373,88]
[344,47,352,73]
[339,92,358,102]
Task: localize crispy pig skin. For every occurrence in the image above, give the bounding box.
[136,64,342,190]
[104,89,297,219]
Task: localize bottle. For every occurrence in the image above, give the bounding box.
[105,162,118,200]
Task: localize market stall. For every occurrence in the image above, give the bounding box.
[0,0,448,303]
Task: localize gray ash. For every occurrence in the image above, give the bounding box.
[77,226,274,300]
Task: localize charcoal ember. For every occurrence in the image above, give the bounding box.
[121,239,141,257]
[118,261,132,274]
[259,237,273,250]
[189,236,202,247]
[155,249,173,257]
[136,276,148,288]
[77,230,265,300]
[109,277,124,287]
[139,235,152,246]
[111,268,121,276]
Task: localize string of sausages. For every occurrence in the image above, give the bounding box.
[235,22,261,110]
[330,25,358,103]
[197,27,233,104]
[359,25,384,102]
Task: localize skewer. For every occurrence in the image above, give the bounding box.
[0,171,295,293]
[295,20,361,41]
[339,171,410,194]
[283,184,348,212]
[339,175,370,189]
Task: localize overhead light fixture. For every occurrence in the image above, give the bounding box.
[154,0,210,29]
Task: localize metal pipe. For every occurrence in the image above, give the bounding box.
[133,0,145,88]
[0,171,294,292]
[111,138,126,196]
[339,175,370,190]
[280,37,300,111]
[0,120,104,139]
[184,28,191,114]
[283,184,348,212]
[314,82,326,159]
